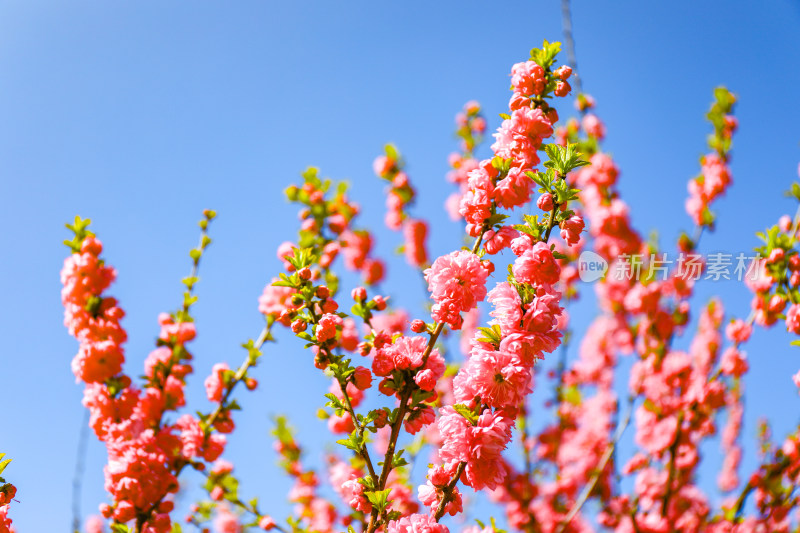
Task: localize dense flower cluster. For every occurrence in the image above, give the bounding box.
[456,53,573,238]
[424,250,489,330]
[423,46,578,508]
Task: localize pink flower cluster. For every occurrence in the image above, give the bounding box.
[61,236,127,383]
[282,171,386,286]
[686,153,733,226]
[373,146,430,268]
[573,150,642,260]
[457,61,568,238]
[446,101,485,221]
[61,235,229,532]
[273,420,338,533]
[370,334,445,434]
[434,242,563,493]
[386,513,449,533]
[424,250,489,330]
[341,229,385,285]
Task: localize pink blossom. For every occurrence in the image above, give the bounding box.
[560,215,585,246]
[425,251,489,329]
[725,319,752,344]
[537,193,554,211]
[386,513,449,533]
[85,515,105,533]
[205,363,230,403]
[453,341,533,408]
[352,366,372,390]
[512,242,560,286]
[316,313,343,343]
[510,61,545,96]
[259,516,276,530]
[786,304,800,334]
[213,504,241,533]
[581,113,606,140]
[403,219,429,267]
[720,347,748,377]
[483,226,517,255]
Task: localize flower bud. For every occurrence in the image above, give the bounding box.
[321,299,339,314]
[769,294,786,314]
[352,287,367,302]
[352,366,373,390]
[555,65,573,80]
[316,285,330,298]
[536,193,554,212]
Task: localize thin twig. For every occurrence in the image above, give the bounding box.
[434,462,467,521]
[336,378,379,484]
[661,411,685,516]
[71,409,90,533]
[556,395,634,533]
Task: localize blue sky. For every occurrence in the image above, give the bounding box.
[1,0,800,530]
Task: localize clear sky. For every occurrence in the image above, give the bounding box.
[2,1,800,531]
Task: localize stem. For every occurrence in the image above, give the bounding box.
[336,378,379,484]
[661,411,685,516]
[733,456,791,519]
[205,325,271,433]
[434,462,467,521]
[519,401,533,477]
[226,492,290,533]
[71,410,90,533]
[378,385,415,489]
[543,173,565,242]
[366,383,416,533]
[556,395,634,533]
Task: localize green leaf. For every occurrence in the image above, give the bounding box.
[477,324,503,346]
[0,458,11,476]
[486,213,509,227]
[336,430,364,453]
[453,403,479,425]
[365,488,392,513]
[324,393,346,413]
[392,450,409,468]
[384,143,400,163]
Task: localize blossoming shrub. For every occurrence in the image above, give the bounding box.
[49,40,800,533]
